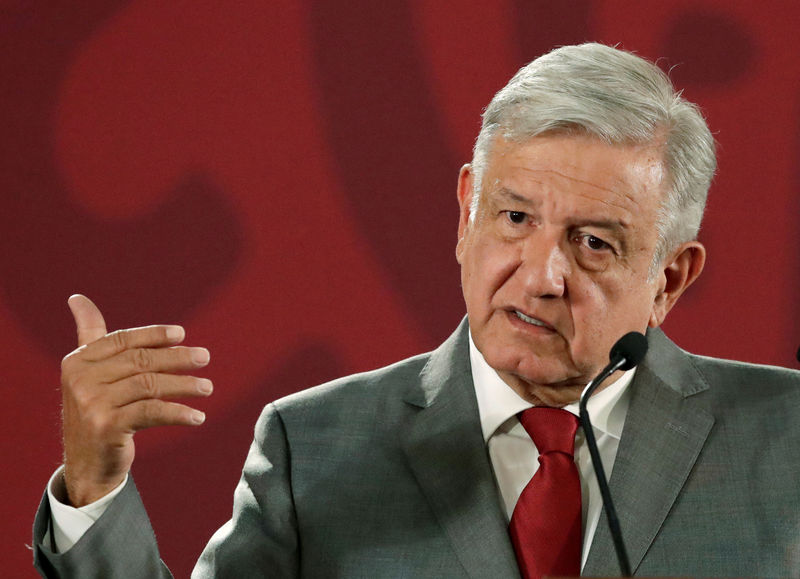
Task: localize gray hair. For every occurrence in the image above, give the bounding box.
[471,43,716,277]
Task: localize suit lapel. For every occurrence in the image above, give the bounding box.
[583,329,715,576]
[401,320,520,579]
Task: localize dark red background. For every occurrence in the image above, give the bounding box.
[4,1,798,576]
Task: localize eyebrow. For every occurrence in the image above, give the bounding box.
[493,187,540,208]
[574,219,629,233]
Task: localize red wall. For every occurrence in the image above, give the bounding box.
[4,1,798,576]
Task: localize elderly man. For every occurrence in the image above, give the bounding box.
[34,43,800,578]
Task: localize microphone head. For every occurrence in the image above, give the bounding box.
[610,331,648,370]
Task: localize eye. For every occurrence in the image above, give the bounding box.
[504,211,527,224]
[578,233,612,252]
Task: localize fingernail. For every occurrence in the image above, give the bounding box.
[191,410,206,424]
[198,379,213,394]
[192,348,210,365]
[166,326,185,341]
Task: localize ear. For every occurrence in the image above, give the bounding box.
[456,164,475,263]
[649,241,706,327]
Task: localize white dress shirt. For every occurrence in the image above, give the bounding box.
[469,331,633,570]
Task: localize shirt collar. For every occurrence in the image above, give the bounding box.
[469,329,633,443]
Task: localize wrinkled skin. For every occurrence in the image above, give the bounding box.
[456,134,705,406]
[60,295,213,506]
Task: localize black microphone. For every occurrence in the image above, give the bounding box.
[578,331,648,577]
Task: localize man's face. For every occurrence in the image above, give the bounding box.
[457,133,671,406]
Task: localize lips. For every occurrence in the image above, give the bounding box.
[511,309,556,331]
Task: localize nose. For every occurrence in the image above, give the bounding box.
[517,232,569,298]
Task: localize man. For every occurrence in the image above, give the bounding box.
[34,43,800,577]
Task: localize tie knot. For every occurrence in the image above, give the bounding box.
[518,407,578,456]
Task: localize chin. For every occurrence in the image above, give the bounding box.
[479,330,583,380]
[504,349,575,381]
[526,385,585,407]
[504,359,582,392]
[518,367,581,390]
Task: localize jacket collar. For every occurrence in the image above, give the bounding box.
[401,318,521,578]
[583,327,715,576]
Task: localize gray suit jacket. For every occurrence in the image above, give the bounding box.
[33,320,800,577]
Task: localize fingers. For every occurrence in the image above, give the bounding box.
[107,373,214,408]
[68,294,108,347]
[121,399,208,430]
[81,343,208,378]
[67,294,187,362]
[78,325,187,363]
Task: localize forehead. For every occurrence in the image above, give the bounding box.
[480,134,668,219]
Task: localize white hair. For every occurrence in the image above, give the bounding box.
[471,43,716,277]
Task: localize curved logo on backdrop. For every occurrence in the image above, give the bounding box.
[0,0,791,454]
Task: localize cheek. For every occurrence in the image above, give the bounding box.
[464,239,517,296]
[567,277,645,343]
[567,295,609,359]
[572,278,655,343]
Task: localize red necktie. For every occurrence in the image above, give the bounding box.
[509,407,582,579]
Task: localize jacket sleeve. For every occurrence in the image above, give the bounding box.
[32,476,172,578]
[193,402,300,577]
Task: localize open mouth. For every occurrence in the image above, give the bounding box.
[513,310,552,329]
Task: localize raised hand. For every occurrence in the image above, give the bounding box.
[60,295,213,506]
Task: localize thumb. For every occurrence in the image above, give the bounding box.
[67,294,108,347]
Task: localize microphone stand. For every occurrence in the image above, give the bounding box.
[579,355,632,577]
